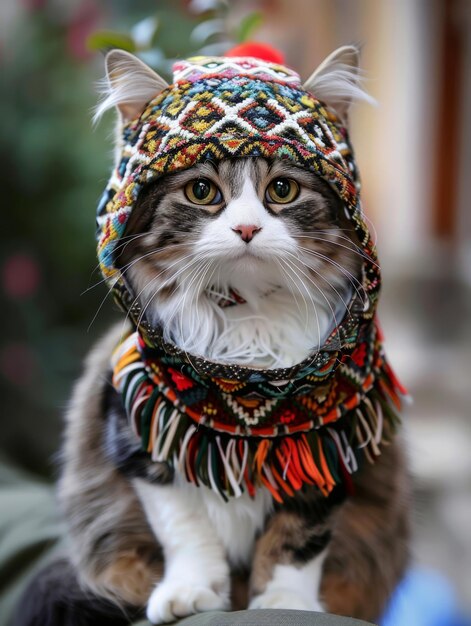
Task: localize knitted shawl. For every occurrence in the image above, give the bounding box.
[97,55,406,502]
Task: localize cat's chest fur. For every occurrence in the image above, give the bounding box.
[155,276,336,369]
[195,483,274,566]
[135,477,273,567]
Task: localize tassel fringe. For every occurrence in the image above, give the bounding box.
[111,333,405,502]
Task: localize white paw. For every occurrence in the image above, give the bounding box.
[146,579,229,624]
[249,589,324,612]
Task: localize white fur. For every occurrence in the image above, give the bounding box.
[249,550,328,612]
[94,50,168,124]
[133,175,347,369]
[134,478,273,623]
[303,45,375,120]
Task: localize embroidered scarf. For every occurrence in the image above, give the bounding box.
[98,54,406,501]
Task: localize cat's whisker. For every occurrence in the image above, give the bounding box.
[120,251,206,341]
[133,249,202,303]
[174,255,222,369]
[294,234,379,269]
[297,243,365,282]
[86,232,152,282]
[294,254,352,321]
[82,241,194,295]
[86,285,115,333]
[295,229,361,244]
[115,244,196,316]
[136,254,208,331]
[361,211,379,245]
[86,232,152,280]
[278,256,323,355]
[282,252,344,350]
[119,242,194,280]
[297,245,367,306]
[144,253,209,337]
[295,233,372,260]
[294,227,363,240]
[308,261,366,309]
[177,260,211,344]
[274,257,311,335]
[192,259,218,324]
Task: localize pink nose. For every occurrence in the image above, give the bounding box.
[232,224,262,243]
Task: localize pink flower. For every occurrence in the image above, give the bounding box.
[2,253,41,299]
[67,0,102,61]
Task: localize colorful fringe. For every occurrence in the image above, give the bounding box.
[111,323,404,503]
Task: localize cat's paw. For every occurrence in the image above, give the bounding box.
[146,580,229,624]
[249,589,324,612]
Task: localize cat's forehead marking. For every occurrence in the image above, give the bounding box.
[224,160,258,199]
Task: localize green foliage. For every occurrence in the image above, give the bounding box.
[85,5,264,76]
[87,30,137,53]
[237,11,263,43]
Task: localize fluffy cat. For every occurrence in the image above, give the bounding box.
[119,157,359,368]
[13,46,409,626]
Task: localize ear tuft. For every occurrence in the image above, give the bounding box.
[303,45,375,123]
[93,49,169,124]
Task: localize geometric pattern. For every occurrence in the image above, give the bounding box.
[111,316,405,501]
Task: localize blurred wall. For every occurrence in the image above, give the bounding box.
[234,0,471,277]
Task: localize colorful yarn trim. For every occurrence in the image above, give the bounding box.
[111,316,404,502]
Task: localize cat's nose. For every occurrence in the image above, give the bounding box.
[232,224,262,243]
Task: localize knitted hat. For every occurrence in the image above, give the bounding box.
[96,47,374,324]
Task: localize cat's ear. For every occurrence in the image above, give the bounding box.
[94,49,169,123]
[303,45,374,123]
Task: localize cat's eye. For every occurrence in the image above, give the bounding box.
[185,179,222,206]
[265,178,300,204]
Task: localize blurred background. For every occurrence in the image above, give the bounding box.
[1,0,470,620]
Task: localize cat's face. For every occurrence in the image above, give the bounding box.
[117,157,362,367]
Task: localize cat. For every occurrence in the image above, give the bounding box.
[13,46,410,626]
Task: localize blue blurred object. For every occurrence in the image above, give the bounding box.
[381,568,471,626]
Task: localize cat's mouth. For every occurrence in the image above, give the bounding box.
[231,246,269,261]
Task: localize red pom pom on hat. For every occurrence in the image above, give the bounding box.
[225,42,286,65]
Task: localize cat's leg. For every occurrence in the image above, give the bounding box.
[320,439,410,622]
[59,325,163,607]
[134,479,230,625]
[248,510,331,612]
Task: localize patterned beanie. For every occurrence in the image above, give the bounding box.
[96,53,374,321]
